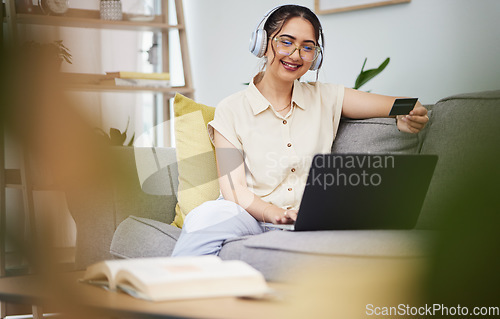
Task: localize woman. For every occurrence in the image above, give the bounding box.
[172,5,428,256]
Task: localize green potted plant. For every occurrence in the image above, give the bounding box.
[96,119,135,147]
[21,40,73,66]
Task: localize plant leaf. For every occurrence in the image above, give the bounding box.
[360,57,367,73]
[354,57,390,90]
[109,128,126,146]
[124,117,130,132]
[127,133,136,147]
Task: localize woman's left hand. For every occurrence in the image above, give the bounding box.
[396,103,429,133]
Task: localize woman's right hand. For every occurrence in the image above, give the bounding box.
[264,205,298,224]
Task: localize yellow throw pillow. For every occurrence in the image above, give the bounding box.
[171,93,220,228]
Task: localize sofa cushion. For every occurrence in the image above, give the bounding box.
[418,90,500,229]
[172,94,220,228]
[219,230,432,281]
[243,230,431,257]
[332,117,427,154]
[110,216,181,259]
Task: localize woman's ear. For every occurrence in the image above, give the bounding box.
[264,37,277,65]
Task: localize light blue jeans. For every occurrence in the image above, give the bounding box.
[171,198,266,256]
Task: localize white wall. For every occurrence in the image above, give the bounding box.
[184,0,500,106]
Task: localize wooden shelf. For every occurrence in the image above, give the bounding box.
[13,9,183,31]
[67,83,194,95]
[61,73,193,94]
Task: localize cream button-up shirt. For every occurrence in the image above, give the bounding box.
[208,79,344,210]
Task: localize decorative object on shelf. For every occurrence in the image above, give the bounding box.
[353,57,390,92]
[15,0,35,14]
[146,39,159,65]
[38,0,69,15]
[100,0,123,21]
[315,0,411,14]
[127,0,154,22]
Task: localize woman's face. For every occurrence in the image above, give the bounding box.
[265,16,317,82]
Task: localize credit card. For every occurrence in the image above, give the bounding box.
[389,98,418,116]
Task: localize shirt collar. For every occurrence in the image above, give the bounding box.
[245,78,307,116]
[292,80,306,111]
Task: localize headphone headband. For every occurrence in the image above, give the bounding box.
[253,5,282,32]
[248,5,324,71]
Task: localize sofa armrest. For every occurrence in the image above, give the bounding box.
[418,90,500,229]
[67,186,116,269]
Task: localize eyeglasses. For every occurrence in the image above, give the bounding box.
[273,36,320,62]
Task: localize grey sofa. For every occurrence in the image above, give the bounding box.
[68,90,500,281]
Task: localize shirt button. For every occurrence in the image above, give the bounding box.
[287,143,292,147]
[291,168,296,172]
[283,120,287,125]
[288,188,292,191]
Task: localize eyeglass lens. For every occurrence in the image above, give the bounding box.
[275,37,318,62]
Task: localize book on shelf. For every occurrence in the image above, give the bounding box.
[105,71,170,81]
[100,77,171,88]
[79,255,270,301]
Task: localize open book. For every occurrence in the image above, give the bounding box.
[80,256,270,301]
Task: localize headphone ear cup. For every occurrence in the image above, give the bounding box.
[249,29,268,58]
[309,49,323,71]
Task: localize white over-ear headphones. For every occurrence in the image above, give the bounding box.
[249,5,324,71]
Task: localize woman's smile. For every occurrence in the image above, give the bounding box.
[281,60,302,71]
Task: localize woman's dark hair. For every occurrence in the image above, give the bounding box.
[263,5,324,64]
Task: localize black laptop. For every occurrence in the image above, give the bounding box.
[264,153,438,231]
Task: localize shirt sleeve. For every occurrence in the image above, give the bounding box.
[207,100,243,152]
[307,81,344,140]
[332,84,344,140]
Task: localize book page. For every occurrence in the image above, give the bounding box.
[114,256,223,287]
[115,259,268,301]
[82,256,219,290]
